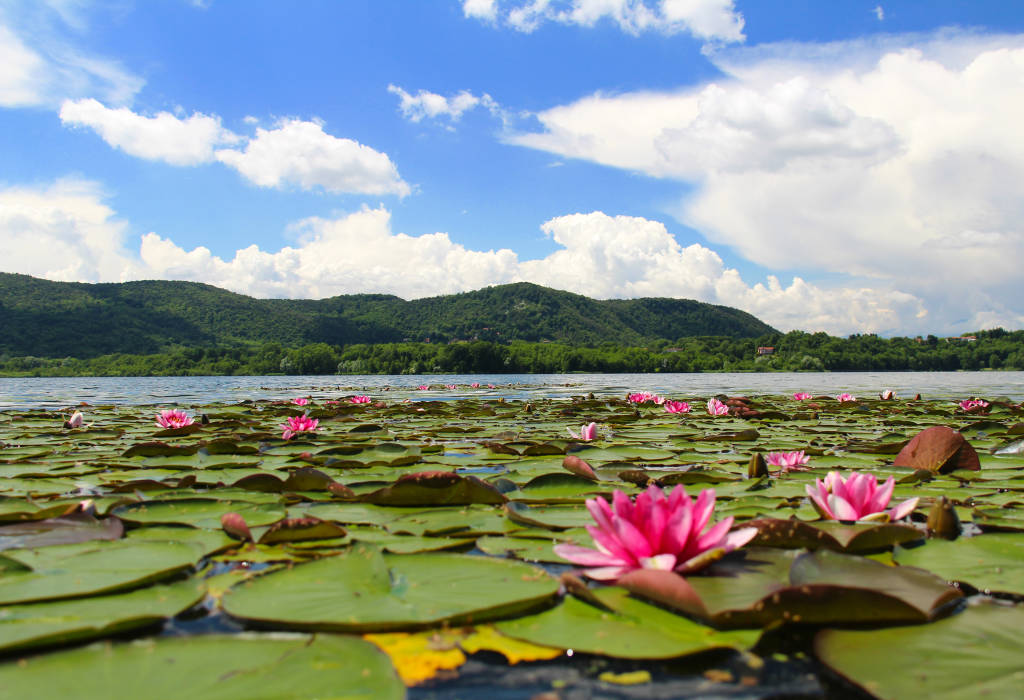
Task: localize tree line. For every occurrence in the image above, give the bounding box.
[2,329,1022,377]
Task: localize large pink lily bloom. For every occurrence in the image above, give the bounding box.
[664,400,691,414]
[766,450,810,472]
[349,395,371,404]
[553,486,757,581]
[706,398,729,416]
[155,409,194,429]
[959,398,989,411]
[627,392,663,405]
[805,471,919,522]
[793,392,812,401]
[836,393,857,403]
[281,415,320,440]
[292,397,310,406]
[568,422,598,441]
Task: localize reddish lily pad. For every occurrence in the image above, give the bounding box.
[677,548,961,628]
[893,426,980,473]
[746,518,924,553]
[360,471,507,506]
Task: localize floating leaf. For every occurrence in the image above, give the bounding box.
[497,586,758,659]
[0,633,404,699]
[893,534,1024,595]
[817,601,1024,700]
[0,578,204,654]
[893,426,980,473]
[360,471,507,506]
[223,544,558,632]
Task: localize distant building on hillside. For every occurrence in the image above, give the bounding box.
[756,346,775,356]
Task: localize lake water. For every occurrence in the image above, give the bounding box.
[2,371,1023,409]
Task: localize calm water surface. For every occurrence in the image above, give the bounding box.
[2,371,1022,409]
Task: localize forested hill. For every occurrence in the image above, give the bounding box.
[0,274,775,358]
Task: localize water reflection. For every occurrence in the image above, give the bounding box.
[1,371,1023,409]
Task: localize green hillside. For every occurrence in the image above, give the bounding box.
[0,273,775,358]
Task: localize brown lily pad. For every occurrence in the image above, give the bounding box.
[360,471,507,506]
[893,426,980,473]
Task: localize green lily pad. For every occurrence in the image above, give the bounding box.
[112,498,287,529]
[893,534,1024,595]
[817,601,1024,700]
[0,578,205,654]
[497,587,759,659]
[0,539,200,605]
[222,544,558,632]
[0,633,403,700]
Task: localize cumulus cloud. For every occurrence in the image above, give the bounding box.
[507,32,1024,333]
[463,0,744,42]
[0,179,141,282]
[59,98,241,166]
[387,84,502,126]
[214,119,411,196]
[0,180,934,335]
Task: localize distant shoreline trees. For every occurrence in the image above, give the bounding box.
[2,329,1022,377]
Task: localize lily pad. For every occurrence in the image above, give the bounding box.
[893,534,1024,595]
[496,586,759,659]
[817,601,1024,700]
[222,544,558,632]
[0,578,205,654]
[0,633,404,700]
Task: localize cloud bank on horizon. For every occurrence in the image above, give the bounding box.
[2,0,1023,337]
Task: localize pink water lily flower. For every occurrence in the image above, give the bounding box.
[155,409,194,429]
[349,395,371,404]
[880,390,896,400]
[766,450,810,472]
[281,415,319,440]
[627,392,662,404]
[664,400,691,414]
[445,384,458,390]
[806,471,919,522]
[706,398,729,416]
[292,397,310,406]
[554,486,757,581]
[568,422,598,441]
[64,411,85,428]
[470,382,481,388]
[417,385,430,390]
[836,393,856,403]
[793,392,812,401]
[959,398,989,411]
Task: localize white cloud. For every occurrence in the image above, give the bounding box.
[0,179,140,282]
[873,5,884,22]
[462,0,498,21]
[214,119,411,196]
[506,32,1024,333]
[387,84,500,125]
[59,98,241,166]
[465,0,744,42]
[0,179,924,335]
[0,10,143,108]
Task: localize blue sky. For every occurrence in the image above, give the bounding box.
[2,1,1024,336]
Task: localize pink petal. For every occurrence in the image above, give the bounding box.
[639,553,677,571]
[867,476,895,514]
[612,490,636,525]
[888,497,920,521]
[806,482,835,519]
[553,543,625,567]
[694,516,733,553]
[615,516,654,559]
[828,494,861,521]
[689,489,716,538]
[724,526,758,551]
[579,565,633,581]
